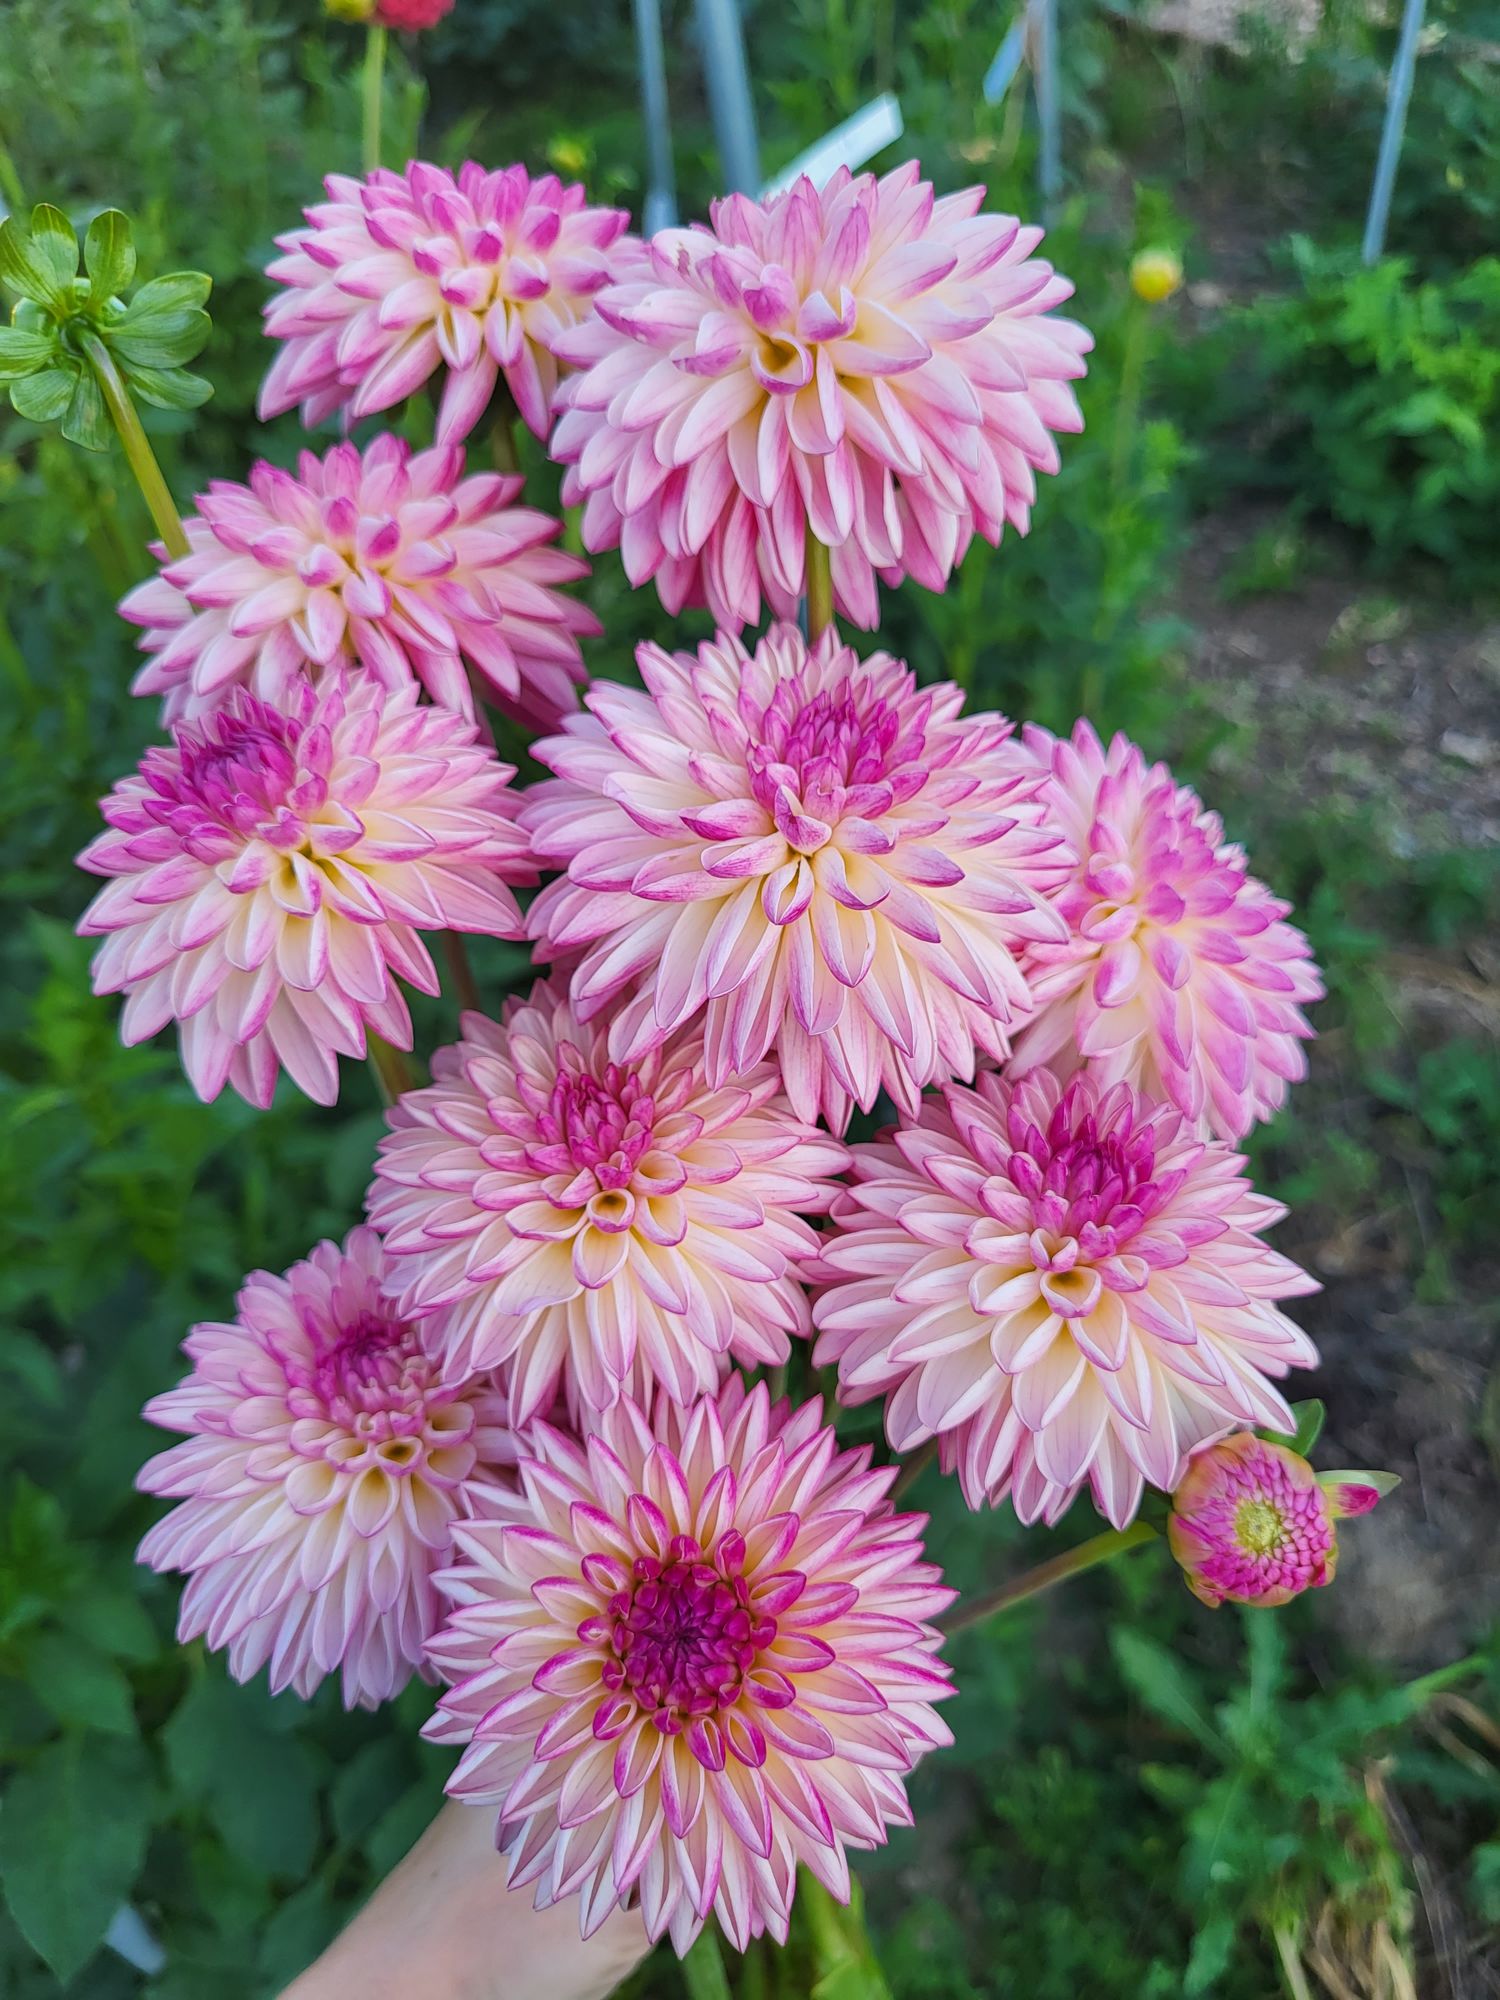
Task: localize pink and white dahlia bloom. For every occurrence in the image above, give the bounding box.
[550,163,1091,629]
[523,624,1070,1129]
[77,675,531,1108]
[367,978,847,1419]
[260,162,634,443]
[137,1227,516,1708]
[121,436,598,729]
[425,1378,954,1953]
[1167,1432,1393,1609]
[812,1068,1319,1529]
[1007,721,1323,1140]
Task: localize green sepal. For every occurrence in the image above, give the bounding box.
[9,364,78,424]
[126,362,213,411]
[0,325,56,382]
[27,205,82,293]
[0,216,72,311]
[107,310,212,369]
[61,365,111,451]
[84,209,137,306]
[122,270,212,318]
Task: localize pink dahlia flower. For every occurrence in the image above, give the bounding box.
[260,162,634,443]
[1007,721,1323,1140]
[121,436,598,729]
[550,163,1092,629]
[137,1227,516,1708]
[367,978,847,1419]
[523,624,1070,1130]
[1168,1432,1394,1609]
[425,1378,954,1953]
[812,1069,1319,1528]
[77,675,531,1108]
[375,0,453,26]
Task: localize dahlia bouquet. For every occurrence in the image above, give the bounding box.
[2,145,1392,1982]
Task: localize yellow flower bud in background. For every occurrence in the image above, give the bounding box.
[1130,247,1183,304]
[325,0,377,22]
[548,137,591,179]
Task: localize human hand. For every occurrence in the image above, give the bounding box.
[280,1799,651,2000]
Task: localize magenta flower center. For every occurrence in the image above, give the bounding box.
[525,1046,657,1191]
[166,706,315,846]
[597,1531,779,1730]
[275,1305,466,1466]
[742,673,931,847]
[1004,1085,1179,1270]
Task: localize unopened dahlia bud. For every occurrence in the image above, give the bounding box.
[324,0,376,20]
[1167,1431,1395,1609]
[1130,249,1183,304]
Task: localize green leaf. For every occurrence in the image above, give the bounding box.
[0,1734,152,1983]
[1184,1913,1237,1995]
[0,221,59,307]
[61,364,111,452]
[1110,1629,1225,1757]
[25,1631,138,1736]
[163,1670,323,1878]
[109,313,213,371]
[57,1585,159,1664]
[0,326,55,382]
[9,364,77,424]
[122,270,213,318]
[84,210,136,306]
[1287,1399,1325,1459]
[26,205,82,292]
[126,363,213,411]
[331,1738,413,1848]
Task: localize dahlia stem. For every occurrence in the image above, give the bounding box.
[367,1031,412,1107]
[361,22,387,174]
[941,1519,1157,1634]
[442,931,483,1017]
[1109,296,1150,500]
[890,1437,938,1504]
[679,1925,734,2000]
[487,405,521,476]
[804,525,836,641]
[77,331,190,562]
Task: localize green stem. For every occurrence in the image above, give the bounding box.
[1109,298,1150,499]
[487,406,521,476]
[361,22,387,174]
[680,1924,734,2000]
[367,1031,413,1107]
[77,332,189,560]
[442,931,482,1017]
[942,1520,1157,1634]
[0,141,25,217]
[804,524,836,642]
[890,1437,938,1504]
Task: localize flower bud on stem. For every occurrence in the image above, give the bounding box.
[941,1519,1157,1634]
[77,331,189,561]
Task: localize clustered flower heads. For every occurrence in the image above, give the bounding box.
[524,623,1070,1129]
[122,435,598,728]
[812,1068,1320,1528]
[78,674,531,1106]
[137,1227,516,1707]
[551,164,1091,628]
[425,1379,954,1952]
[260,162,635,442]
[368,977,847,1416]
[1008,720,1323,1140]
[88,146,1391,1967]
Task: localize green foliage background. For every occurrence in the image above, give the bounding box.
[1,1,1498,1995]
